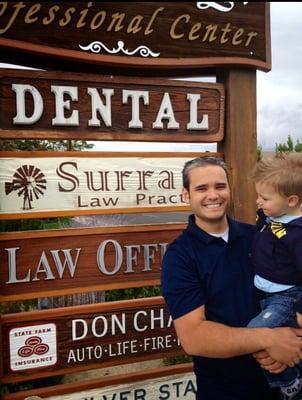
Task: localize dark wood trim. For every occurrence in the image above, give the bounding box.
[265,3,272,69]
[0,130,223,142]
[2,296,164,321]
[0,222,186,240]
[1,363,193,400]
[0,151,222,159]
[0,205,190,221]
[0,39,271,72]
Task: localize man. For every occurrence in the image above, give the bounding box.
[161,157,302,400]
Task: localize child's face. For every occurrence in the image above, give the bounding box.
[255,182,293,217]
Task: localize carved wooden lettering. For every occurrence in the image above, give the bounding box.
[0,2,270,73]
[0,224,184,301]
[0,69,224,141]
[0,151,222,219]
[0,297,184,384]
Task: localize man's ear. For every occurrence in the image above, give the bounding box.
[288,194,300,208]
[182,187,190,204]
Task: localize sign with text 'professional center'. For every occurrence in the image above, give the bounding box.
[0,2,271,73]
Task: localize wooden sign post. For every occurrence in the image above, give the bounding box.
[217,68,257,222]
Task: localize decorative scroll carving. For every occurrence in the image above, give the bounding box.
[79,40,160,58]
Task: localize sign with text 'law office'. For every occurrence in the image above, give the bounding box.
[0,2,270,73]
[0,69,225,142]
[0,151,220,219]
[0,297,183,384]
[0,223,184,302]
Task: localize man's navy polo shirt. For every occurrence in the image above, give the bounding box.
[161,215,273,397]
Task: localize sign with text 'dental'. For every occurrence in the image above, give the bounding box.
[0,2,270,73]
[0,297,183,384]
[0,151,218,219]
[0,223,185,302]
[0,69,224,142]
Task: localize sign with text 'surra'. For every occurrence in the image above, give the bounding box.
[0,2,271,73]
[0,224,184,302]
[0,69,225,142]
[0,152,219,219]
[0,297,183,384]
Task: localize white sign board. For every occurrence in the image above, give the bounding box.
[9,323,57,371]
[0,152,209,218]
[24,372,196,400]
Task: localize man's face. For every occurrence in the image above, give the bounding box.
[182,165,231,230]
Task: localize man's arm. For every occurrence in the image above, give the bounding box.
[174,305,302,366]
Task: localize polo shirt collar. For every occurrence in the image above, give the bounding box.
[187,214,244,244]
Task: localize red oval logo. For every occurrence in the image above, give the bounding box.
[18,345,34,357]
[34,343,49,355]
[25,336,42,347]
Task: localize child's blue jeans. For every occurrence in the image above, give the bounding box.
[248,286,302,388]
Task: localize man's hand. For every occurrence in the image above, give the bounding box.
[253,350,287,373]
[264,327,302,367]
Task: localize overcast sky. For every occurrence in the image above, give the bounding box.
[0,2,300,151]
[257,2,302,150]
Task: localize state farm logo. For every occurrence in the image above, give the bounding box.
[5,165,47,210]
[18,336,49,358]
[9,323,57,371]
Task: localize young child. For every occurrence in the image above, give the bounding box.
[248,153,302,400]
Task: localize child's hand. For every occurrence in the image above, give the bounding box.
[296,312,302,328]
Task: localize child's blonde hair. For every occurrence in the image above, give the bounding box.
[251,153,302,201]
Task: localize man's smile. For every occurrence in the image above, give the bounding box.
[204,203,223,208]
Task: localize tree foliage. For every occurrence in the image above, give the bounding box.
[106,286,161,302]
[275,135,302,153]
[0,139,93,151]
[257,145,263,160]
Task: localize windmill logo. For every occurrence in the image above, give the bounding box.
[5,165,47,210]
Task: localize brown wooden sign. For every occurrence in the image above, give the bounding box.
[0,69,225,142]
[0,297,183,384]
[0,223,185,302]
[0,2,271,73]
[1,364,194,400]
[0,151,221,220]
